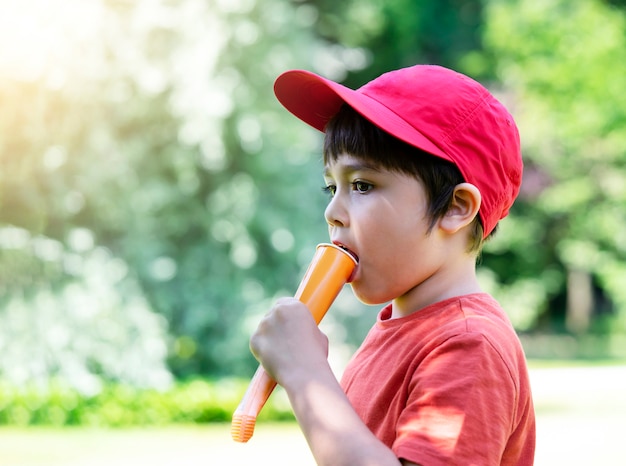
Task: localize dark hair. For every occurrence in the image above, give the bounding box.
[323,104,489,252]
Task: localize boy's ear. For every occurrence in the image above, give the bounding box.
[439,183,481,234]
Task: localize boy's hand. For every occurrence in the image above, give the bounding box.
[250,297,329,386]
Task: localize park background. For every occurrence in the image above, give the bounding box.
[0,0,625,464]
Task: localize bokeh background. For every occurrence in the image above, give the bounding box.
[1,0,625,464]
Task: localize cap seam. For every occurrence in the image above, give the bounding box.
[441,90,491,146]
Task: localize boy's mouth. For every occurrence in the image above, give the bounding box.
[334,242,359,264]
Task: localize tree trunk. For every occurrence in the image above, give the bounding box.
[565,269,593,334]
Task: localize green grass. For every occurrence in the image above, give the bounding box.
[0,423,315,466]
[528,357,626,368]
[1,364,624,465]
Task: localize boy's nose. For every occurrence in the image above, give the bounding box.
[324,196,347,228]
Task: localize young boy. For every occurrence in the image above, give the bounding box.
[250,65,536,465]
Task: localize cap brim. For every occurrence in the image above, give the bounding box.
[273,69,450,161]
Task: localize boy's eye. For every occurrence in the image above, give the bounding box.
[322,181,372,197]
[322,184,336,197]
[352,181,373,193]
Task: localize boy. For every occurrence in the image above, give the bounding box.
[250,65,536,465]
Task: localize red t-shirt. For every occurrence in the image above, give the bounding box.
[340,293,535,465]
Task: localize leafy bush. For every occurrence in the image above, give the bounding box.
[0,378,294,427]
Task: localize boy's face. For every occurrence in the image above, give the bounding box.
[323,153,447,306]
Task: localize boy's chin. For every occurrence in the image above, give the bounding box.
[350,284,390,307]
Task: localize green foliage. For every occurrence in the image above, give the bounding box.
[0,378,293,427]
[0,227,172,389]
[0,0,336,382]
[478,0,626,333]
[306,0,484,85]
[3,0,626,390]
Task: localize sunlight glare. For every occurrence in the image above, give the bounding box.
[0,0,105,83]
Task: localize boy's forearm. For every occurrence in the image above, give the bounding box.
[282,365,402,466]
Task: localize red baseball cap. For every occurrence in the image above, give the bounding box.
[273,65,522,238]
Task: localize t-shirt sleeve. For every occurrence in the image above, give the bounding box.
[393,332,517,465]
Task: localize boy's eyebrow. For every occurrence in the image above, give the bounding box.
[323,161,381,177]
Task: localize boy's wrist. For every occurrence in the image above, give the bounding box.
[278,355,334,393]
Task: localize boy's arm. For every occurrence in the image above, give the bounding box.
[286,353,419,466]
[250,297,412,466]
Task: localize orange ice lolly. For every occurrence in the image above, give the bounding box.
[231,243,357,442]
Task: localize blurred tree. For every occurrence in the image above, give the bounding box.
[0,1,195,386]
[4,0,625,390]
[0,0,368,383]
[476,0,626,336]
[303,0,483,85]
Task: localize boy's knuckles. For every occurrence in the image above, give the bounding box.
[249,333,261,357]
